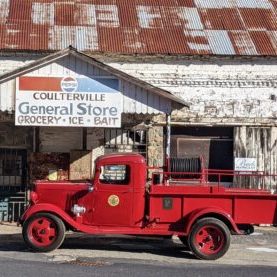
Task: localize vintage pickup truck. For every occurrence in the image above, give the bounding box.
[20,153,277,260]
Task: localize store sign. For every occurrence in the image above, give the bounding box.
[15,76,122,127]
[234,158,257,172]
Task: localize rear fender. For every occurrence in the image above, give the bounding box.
[184,207,242,235]
[20,203,81,231]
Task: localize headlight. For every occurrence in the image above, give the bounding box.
[71,204,86,216]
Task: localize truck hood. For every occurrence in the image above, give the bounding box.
[32,181,92,211]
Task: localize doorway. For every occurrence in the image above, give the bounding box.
[171,127,234,182]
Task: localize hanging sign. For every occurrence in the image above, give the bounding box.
[15,76,122,127]
[234,158,257,172]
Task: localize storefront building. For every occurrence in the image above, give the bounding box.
[0,1,277,221]
[0,47,186,221]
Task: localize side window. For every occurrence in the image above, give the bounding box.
[99,164,130,185]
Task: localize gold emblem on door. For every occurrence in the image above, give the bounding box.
[108,195,120,207]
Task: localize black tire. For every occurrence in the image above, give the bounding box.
[178,236,188,246]
[22,213,66,252]
[188,217,230,260]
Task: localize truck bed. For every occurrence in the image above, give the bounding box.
[149,183,277,226]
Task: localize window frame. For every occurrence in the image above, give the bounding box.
[99,164,130,185]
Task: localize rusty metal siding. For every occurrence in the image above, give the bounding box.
[200,8,244,30]
[229,31,258,55]
[234,126,277,190]
[0,1,277,55]
[249,31,277,55]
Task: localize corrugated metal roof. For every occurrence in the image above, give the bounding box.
[0,0,277,55]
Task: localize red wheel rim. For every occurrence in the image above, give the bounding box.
[27,217,57,247]
[195,225,225,255]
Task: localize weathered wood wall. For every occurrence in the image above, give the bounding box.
[0,122,32,149]
[107,55,277,125]
[234,126,277,190]
[40,127,82,153]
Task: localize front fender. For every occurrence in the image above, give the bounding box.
[184,207,242,235]
[20,203,82,231]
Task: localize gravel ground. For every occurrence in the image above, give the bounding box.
[1,222,277,267]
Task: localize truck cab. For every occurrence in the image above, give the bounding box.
[81,153,147,227]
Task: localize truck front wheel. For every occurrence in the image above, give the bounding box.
[188,217,230,260]
[22,213,66,252]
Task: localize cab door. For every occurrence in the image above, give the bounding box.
[93,163,133,226]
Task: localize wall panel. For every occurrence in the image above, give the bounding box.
[234,126,277,189]
[40,127,82,153]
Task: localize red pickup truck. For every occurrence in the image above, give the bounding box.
[20,153,277,260]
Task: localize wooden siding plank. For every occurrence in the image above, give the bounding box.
[0,80,15,112]
[140,86,147,114]
[124,81,136,113]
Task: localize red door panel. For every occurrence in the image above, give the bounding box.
[92,164,133,226]
[93,187,132,226]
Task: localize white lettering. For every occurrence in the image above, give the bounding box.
[184,30,236,55]
[76,4,97,26]
[184,30,211,52]
[194,0,273,9]
[49,26,98,51]
[136,6,162,28]
[178,8,203,30]
[96,5,120,27]
[32,3,55,25]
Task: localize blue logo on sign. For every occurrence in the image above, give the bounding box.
[61,77,78,92]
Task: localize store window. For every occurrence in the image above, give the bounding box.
[104,128,147,158]
[0,149,26,188]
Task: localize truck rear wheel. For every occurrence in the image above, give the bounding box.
[23,213,66,252]
[188,217,230,260]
